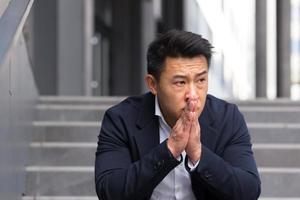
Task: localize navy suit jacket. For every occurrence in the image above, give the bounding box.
[95,93,261,200]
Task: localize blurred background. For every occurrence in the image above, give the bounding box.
[1,0,300,200]
[22,0,300,99]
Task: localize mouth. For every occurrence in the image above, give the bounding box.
[182,106,199,113]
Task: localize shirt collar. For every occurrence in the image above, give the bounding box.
[155,95,171,128]
[155,95,162,118]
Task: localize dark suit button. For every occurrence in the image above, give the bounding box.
[204,170,212,180]
[154,160,165,171]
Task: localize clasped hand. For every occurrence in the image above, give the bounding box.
[167,100,201,164]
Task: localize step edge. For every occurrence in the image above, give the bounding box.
[22,197,300,200]
[32,121,300,129]
[30,142,97,148]
[25,166,300,174]
[23,196,98,200]
[29,142,300,149]
[33,121,101,127]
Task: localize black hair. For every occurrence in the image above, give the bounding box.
[147,29,213,80]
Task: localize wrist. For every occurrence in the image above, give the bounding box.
[189,145,201,164]
[167,139,181,158]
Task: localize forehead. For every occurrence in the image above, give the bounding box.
[163,56,208,74]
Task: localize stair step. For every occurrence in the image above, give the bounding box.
[23,197,98,200]
[242,110,300,123]
[253,143,300,149]
[24,167,300,197]
[36,104,107,121]
[28,142,96,166]
[240,107,300,111]
[235,99,300,107]
[32,126,100,142]
[26,166,93,172]
[29,97,300,199]
[36,105,300,122]
[250,125,300,143]
[259,198,300,200]
[21,197,300,200]
[260,168,300,197]
[31,121,300,143]
[25,171,94,196]
[33,121,300,128]
[26,166,300,174]
[28,142,300,167]
[253,143,300,167]
[38,96,300,107]
[38,96,125,105]
[33,121,100,127]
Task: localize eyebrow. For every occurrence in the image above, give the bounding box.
[172,70,208,79]
[196,70,208,77]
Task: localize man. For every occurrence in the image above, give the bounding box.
[95,30,261,200]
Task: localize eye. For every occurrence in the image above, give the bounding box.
[174,81,186,86]
[197,78,206,84]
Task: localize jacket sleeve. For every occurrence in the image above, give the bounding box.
[187,105,261,200]
[95,109,181,200]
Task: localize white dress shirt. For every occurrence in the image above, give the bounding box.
[150,96,197,200]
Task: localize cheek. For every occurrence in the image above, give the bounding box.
[197,90,207,113]
[166,88,185,102]
[166,94,186,115]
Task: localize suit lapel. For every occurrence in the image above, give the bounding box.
[133,93,218,157]
[134,93,160,157]
[199,98,218,151]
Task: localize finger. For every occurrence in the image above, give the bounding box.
[190,117,200,135]
[180,107,190,125]
[172,115,191,140]
[189,110,197,122]
[188,100,197,112]
[185,100,197,121]
[193,122,201,140]
[174,116,189,135]
[182,107,193,123]
[184,118,192,134]
[173,115,183,132]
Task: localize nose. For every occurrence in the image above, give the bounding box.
[185,83,199,102]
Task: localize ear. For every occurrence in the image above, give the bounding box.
[145,74,158,95]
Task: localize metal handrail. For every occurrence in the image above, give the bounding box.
[0,0,34,67]
[0,0,11,17]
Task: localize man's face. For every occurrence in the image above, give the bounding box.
[149,56,208,127]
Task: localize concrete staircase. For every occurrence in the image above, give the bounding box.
[23,96,300,200]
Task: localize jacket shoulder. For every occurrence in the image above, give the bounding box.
[107,95,142,114]
[206,94,236,110]
[205,94,240,121]
[105,93,152,119]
